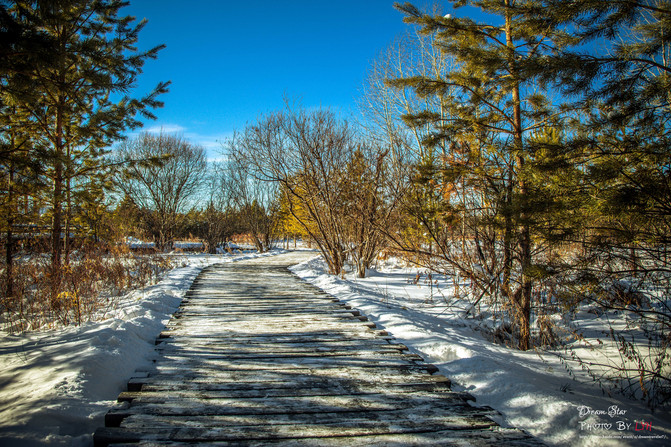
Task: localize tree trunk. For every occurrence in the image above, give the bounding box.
[630,245,638,274]
[64,163,71,265]
[506,3,532,351]
[51,102,65,298]
[5,161,15,300]
[356,258,366,278]
[207,240,217,254]
[263,232,271,252]
[502,171,513,299]
[252,234,264,253]
[518,214,532,352]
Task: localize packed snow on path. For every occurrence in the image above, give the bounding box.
[291,256,671,447]
[0,250,283,447]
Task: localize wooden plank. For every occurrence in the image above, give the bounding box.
[153,346,409,357]
[155,341,400,349]
[95,426,543,447]
[126,376,454,393]
[154,348,423,361]
[167,315,368,324]
[172,307,358,315]
[104,394,481,427]
[97,417,497,441]
[145,358,439,375]
[126,368,450,390]
[176,300,358,310]
[117,381,455,401]
[162,321,379,332]
[155,333,394,344]
[164,316,375,326]
[110,390,470,407]
[157,328,386,339]
[154,337,406,350]
[117,410,496,430]
[98,427,543,447]
[150,356,427,372]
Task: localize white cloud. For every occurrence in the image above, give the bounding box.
[144,124,186,134]
[126,124,234,162]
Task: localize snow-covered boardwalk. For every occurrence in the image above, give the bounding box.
[93,252,542,446]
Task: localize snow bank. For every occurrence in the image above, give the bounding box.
[0,250,283,447]
[122,236,155,250]
[291,256,671,447]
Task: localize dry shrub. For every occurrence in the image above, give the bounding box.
[0,243,174,333]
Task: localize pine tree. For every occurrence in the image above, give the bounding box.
[0,110,43,300]
[276,184,309,248]
[536,1,671,251]
[1,1,53,300]
[520,1,671,405]
[6,0,168,289]
[391,1,566,350]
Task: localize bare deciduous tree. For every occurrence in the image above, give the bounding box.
[230,105,353,274]
[224,145,280,253]
[193,162,240,254]
[231,103,397,276]
[115,132,206,250]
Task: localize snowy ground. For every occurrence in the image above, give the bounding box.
[291,256,671,447]
[2,249,669,446]
[0,250,284,447]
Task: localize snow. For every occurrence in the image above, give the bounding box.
[2,249,669,446]
[0,250,283,447]
[290,256,671,447]
[122,236,155,249]
[172,241,204,250]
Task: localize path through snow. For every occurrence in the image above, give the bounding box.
[0,250,283,447]
[2,249,669,447]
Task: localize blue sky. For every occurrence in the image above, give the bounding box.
[123,0,434,155]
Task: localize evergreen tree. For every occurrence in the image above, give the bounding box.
[276,184,309,248]
[108,194,144,242]
[391,1,565,350]
[5,0,168,287]
[1,1,53,299]
[536,0,671,252]
[525,2,671,404]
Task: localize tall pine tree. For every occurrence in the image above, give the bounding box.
[391,0,566,350]
[1,1,53,300]
[7,0,168,291]
[521,1,671,405]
